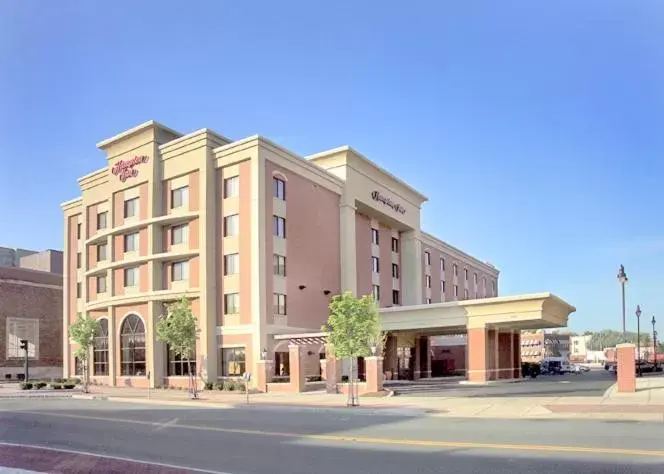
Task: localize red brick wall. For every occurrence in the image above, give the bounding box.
[0,267,63,369]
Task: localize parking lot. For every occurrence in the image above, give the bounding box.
[387,368,617,398]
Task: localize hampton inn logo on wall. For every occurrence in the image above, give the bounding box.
[371,190,406,214]
[111,155,150,182]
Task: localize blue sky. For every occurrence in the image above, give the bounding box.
[1,1,662,331]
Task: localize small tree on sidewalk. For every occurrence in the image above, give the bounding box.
[68,313,100,393]
[156,297,199,399]
[322,292,382,406]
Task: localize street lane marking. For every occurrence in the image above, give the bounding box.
[155,417,179,431]
[9,410,664,458]
[0,442,232,474]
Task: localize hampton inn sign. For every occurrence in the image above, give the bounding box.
[371,190,406,214]
[111,155,150,182]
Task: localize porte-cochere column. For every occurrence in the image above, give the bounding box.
[467,327,489,383]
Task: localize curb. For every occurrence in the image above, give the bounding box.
[0,390,81,399]
[602,383,617,399]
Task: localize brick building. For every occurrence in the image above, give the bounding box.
[0,261,63,380]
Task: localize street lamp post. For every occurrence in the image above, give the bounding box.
[617,265,628,342]
[636,305,642,377]
[652,316,657,369]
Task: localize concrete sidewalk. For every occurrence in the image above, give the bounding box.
[73,376,664,422]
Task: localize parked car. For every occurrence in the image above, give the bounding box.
[572,364,590,373]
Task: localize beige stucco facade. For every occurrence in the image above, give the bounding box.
[62,120,573,389]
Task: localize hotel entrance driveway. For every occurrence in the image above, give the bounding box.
[380,293,576,384]
[385,369,614,398]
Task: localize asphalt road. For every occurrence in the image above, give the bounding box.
[389,369,616,397]
[1,398,663,473]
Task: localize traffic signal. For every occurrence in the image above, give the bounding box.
[19,339,28,351]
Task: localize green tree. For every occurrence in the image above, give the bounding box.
[68,313,100,393]
[322,292,383,406]
[156,297,199,398]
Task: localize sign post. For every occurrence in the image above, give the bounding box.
[242,372,252,404]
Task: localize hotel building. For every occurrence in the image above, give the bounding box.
[62,121,571,389]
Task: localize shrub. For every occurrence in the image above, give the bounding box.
[20,382,33,390]
[204,382,214,391]
[34,382,48,390]
[306,375,322,382]
[214,382,225,390]
[223,381,236,391]
[63,383,75,389]
[68,378,82,385]
[50,383,62,390]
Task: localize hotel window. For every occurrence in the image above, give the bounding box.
[274,216,286,238]
[371,256,380,273]
[454,285,458,297]
[171,185,189,209]
[76,252,81,269]
[425,275,431,288]
[124,232,139,252]
[392,290,400,305]
[120,314,146,376]
[124,197,139,218]
[464,289,469,300]
[372,285,380,301]
[474,272,478,284]
[492,280,496,296]
[273,176,286,200]
[167,344,196,376]
[224,214,239,237]
[464,268,468,281]
[221,347,246,376]
[425,298,431,304]
[93,319,109,376]
[440,258,445,273]
[224,253,240,276]
[171,224,189,245]
[483,277,487,296]
[97,212,107,230]
[223,176,239,199]
[224,293,239,314]
[391,237,399,253]
[371,228,379,245]
[441,280,446,293]
[97,243,107,261]
[77,223,82,239]
[76,282,82,298]
[124,267,139,287]
[172,261,189,281]
[96,275,107,293]
[424,251,431,266]
[273,254,286,277]
[273,293,287,315]
[453,264,458,277]
[392,263,399,279]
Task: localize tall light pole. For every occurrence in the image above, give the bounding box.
[652,316,657,369]
[636,305,642,377]
[617,265,628,342]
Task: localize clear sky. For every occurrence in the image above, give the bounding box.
[1,1,662,332]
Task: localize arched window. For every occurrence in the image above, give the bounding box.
[93,319,109,376]
[120,314,146,376]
